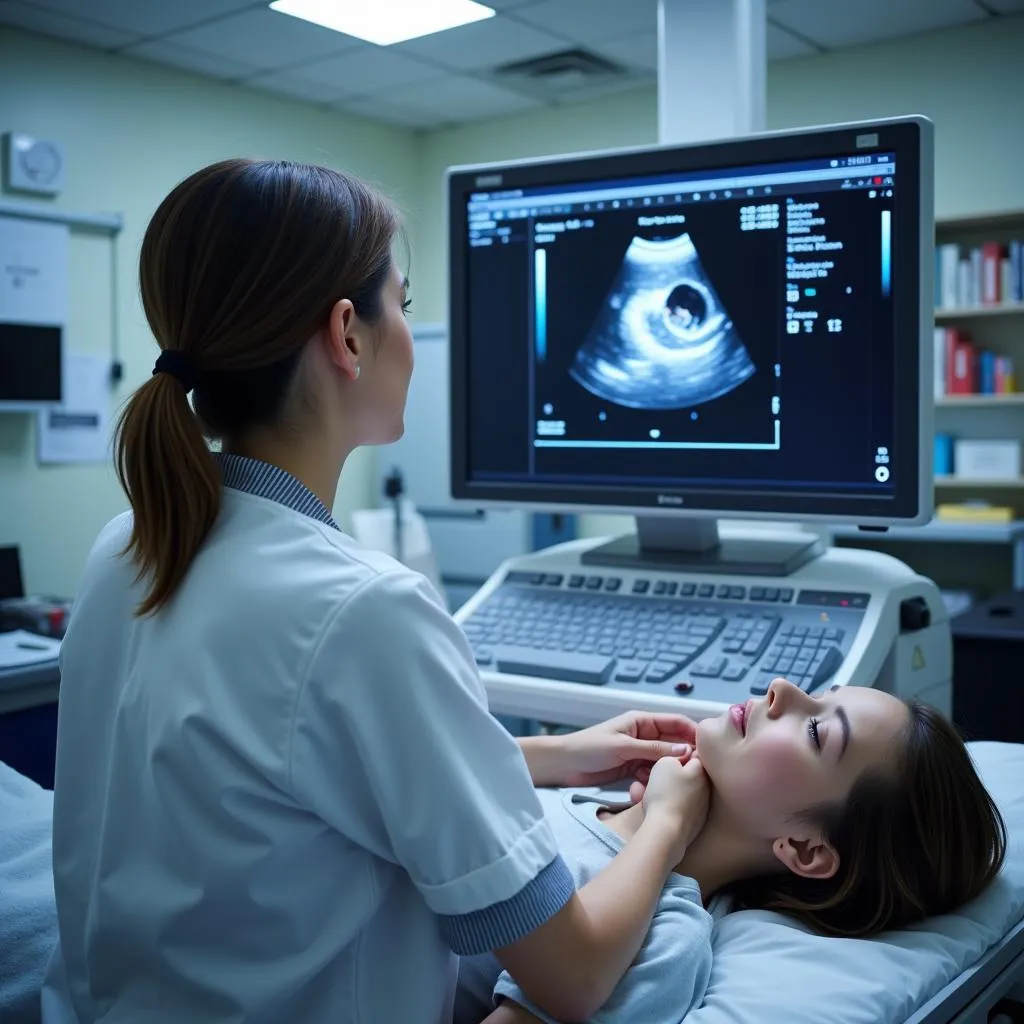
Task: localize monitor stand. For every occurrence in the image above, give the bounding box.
[580,516,823,577]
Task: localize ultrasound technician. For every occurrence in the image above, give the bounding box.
[40,159,705,1024]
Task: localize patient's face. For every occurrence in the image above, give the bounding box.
[695,680,909,840]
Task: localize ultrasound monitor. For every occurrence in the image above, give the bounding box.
[447,117,934,575]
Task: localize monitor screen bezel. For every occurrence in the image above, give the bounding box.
[447,116,933,527]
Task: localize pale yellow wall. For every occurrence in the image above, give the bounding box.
[3,15,1023,593]
[0,26,419,595]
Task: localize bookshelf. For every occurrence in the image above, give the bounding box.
[933,210,1024,516]
[936,393,1024,408]
[935,303,1024,323]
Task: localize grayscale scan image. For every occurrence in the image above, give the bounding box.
[569,234,755,409]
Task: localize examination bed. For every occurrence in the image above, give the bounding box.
[2,742,1022,1024]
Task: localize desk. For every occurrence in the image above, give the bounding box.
[0,661,59,714]
[951,591,1024,744]
[830,520,1024,590]
[0,660,59,788]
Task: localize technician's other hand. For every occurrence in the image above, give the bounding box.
[556,710,697,788]
[639,754,710,857]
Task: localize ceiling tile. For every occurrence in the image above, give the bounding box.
[282,47,440,98]
[589,30,657,71]
[164,6,362,72]
[770,0,986,49]
[512,0,658,45]
[124,38,261,80]
[376,74,541,123]
[766,20,817,58]
[245,69,337,104]
[396,15,565,72]
[549,75,654,105]
[25,0,257,38]
[335,95,430,128]
[0,0,134,48]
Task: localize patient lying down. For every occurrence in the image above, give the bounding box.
[456,679,1006,1024]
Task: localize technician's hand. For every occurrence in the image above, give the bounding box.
[638,754,711,858]
[554,710,697,788]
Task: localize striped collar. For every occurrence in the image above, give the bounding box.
[216,453,340,531]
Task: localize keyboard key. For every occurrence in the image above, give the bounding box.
[644,661,677,683]
[691,659,725,679]
[506,571,543,585]
[605,578,622,592]
[763,587,779,601]
[698,584,714,598]
[779,588,794,602]
[716,584,731,599]
[632,579,650,594]
[673,644,702,658]
[614,660,647,683]
[681,583,696,596]
[664,582,679,596]
[729,586,746,599]
[585,576,604,590]
[543,574,564,586]
[723,664,748,682]
[568,575,585,589]
[749,586,765,600]
[806,645,843,690]
[494,646,614,685]
[750,672,776,696]
[474,648,493,666]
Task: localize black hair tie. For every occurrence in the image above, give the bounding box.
[153,350,200,394]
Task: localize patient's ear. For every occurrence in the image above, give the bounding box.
[772,835,839,880]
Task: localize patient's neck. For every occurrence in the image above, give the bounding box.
[601,795,779,900]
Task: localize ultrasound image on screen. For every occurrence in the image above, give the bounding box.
[569,234,755,410]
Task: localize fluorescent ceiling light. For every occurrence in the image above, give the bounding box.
[269,0,496,46]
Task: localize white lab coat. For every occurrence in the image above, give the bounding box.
[42,455,573,1024]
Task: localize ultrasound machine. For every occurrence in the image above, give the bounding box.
[446,116,945,728]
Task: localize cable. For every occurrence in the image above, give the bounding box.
[109,232,123,383]
[383,467,405,564]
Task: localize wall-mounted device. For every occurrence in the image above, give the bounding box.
[2,132,65,197]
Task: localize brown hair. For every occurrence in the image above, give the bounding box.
[115,159,400,615]
[730,701,1006,937]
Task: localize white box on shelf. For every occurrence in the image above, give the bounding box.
[953,439,1022,481]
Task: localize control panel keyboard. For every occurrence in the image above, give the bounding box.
[462,569,868,704]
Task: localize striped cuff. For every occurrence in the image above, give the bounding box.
[438,854,575,956]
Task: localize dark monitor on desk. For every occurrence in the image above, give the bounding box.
[0,546,24,602]
[447,117,934,541]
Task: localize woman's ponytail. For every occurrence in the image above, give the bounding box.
[114,367,220,615]
[117,158,399,615]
